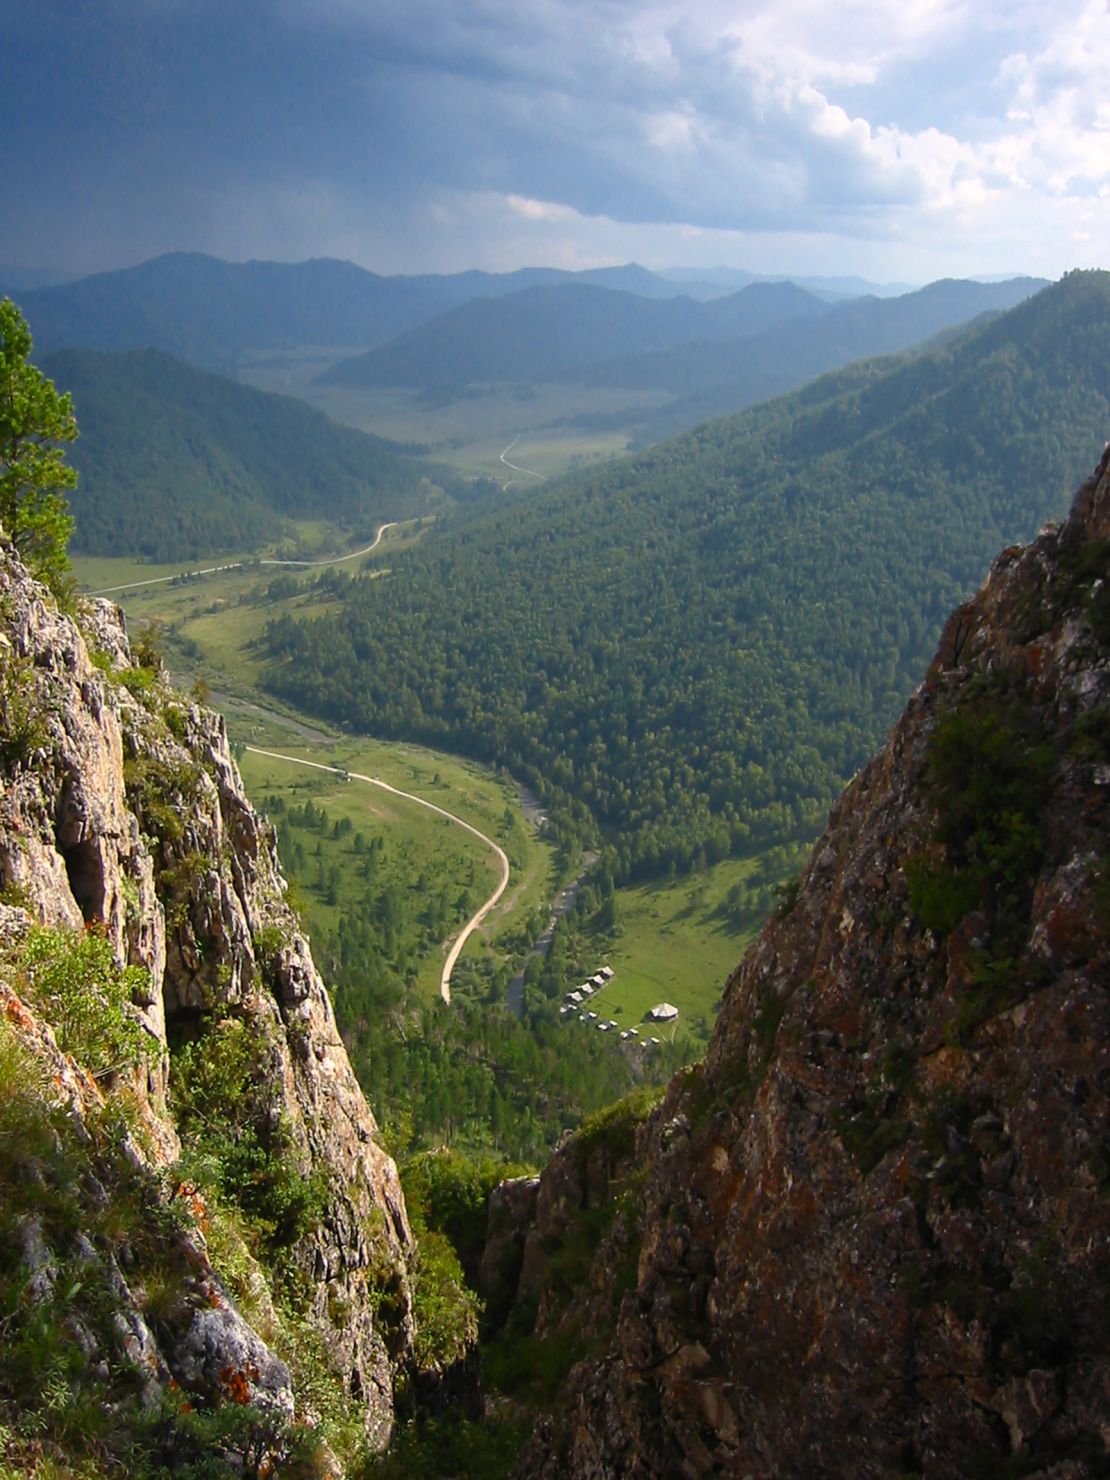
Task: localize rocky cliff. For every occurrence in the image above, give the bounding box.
[0,538,416,1474]
[507,447,1110,1476]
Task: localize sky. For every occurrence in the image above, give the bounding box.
[2,0,1108,285]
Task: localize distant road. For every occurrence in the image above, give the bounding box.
[89,522,399,596]
[244,745,509,1004]
[499,435,546,492]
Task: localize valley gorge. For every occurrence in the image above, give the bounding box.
[496,446,1110,1476]
[0,430,1107,1476]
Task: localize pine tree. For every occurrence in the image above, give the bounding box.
[0,299,77,593]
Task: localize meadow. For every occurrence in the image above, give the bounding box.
[73,531,780,1042]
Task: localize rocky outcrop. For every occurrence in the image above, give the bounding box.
[513,447,1110,1477]
[0,538,416,1463]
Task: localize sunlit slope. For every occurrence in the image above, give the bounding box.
[261,272,1110,881]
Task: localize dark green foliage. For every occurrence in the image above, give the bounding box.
[909,678,1053,952]
[17,925,150,1078]
[0,298,76,594]
[402,1149,529,1286]
[361,1409,528,1479]
[123,753,205,847]
[572,1083,664,1169]
[42,347,461,562]
[399,1159,483,1371]
[171,1018,327,1251]
[264,273,1109,886]
[0,650,50,766]
[482,1320,590,1407]
[1069,705,1110,764]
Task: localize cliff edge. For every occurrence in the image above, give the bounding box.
[0,538,415,1474]
[510,446,1110,1477]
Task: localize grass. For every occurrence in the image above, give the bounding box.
[71,516,421,600]
[234,365,673,483]
[237,740,556,997]
[74,525,781,1042]
[584,858,768,1048]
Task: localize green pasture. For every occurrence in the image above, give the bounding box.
[237,368,672,484]
[75,520,782,1041]
[237,737,558,996]
[584,857,771,1047]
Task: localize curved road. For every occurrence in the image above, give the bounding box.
[244,745,509,1004]
[90,522,400,597]
[499,435,546,492]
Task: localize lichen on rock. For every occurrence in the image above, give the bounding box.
[511,447,1110,1478]
[0,533,417,1472]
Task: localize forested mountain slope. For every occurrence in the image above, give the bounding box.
[569,275,1046,441]
[263,272,1110,882]
[507,440,1110,1480]
[316,281,829,390]
[44,347,458,562]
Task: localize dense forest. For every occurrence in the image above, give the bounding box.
[262,273,1110,883]
[42,347,465,561]
[256,789,685,1161]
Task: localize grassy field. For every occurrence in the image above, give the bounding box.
[563,856,774,1052]
[236,742,556,998]
[74,521,797,1041]
[235,359,672,484]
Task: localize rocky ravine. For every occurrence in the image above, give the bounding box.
[507,448,1110,1477]
[0,538,415,1466]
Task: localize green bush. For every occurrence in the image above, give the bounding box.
[909,679,1053,954]
[0,653,50,768]
[171,1018,327,1251]
[402,1149,530,1285]
[17,925,150,1078]
[409,1227,481,1371]
[123,753,204,847]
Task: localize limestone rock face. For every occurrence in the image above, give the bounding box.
[514,448,1110,1477]
[0,546,414,1450]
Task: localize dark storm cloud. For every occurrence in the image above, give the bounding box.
[1,0,1106,277]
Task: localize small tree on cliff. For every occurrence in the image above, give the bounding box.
[0,298,76,593]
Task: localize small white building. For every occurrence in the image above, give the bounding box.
[598,965,614,981]
[646,1002,679,1023]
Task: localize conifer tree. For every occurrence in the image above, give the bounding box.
[0,299,76,593]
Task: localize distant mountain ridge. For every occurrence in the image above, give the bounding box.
[261,271,1110,883]
[45,346,457,562]
[13,252,729,371]
[569,276,1048,440]
[315,279,830,390]
[313,273,1046,443]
